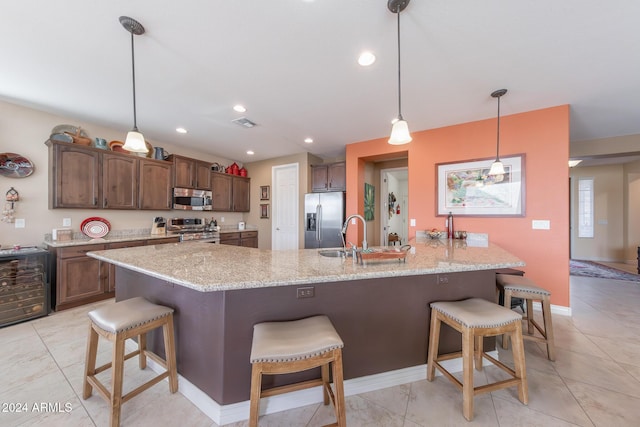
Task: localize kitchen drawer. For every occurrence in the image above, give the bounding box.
[241,231,257,238]
[148,237,180,245]
[57,244,107,259]
[107,241,146,250]
[220,232,241,242]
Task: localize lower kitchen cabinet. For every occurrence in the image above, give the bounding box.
[54,244,108,311]
[51,236,180,311]
[220,231,258,248]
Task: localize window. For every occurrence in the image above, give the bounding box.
[578,178,594,238]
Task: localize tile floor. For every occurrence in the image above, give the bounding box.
[2,272,640,426]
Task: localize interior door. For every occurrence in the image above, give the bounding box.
[272,163,299,250]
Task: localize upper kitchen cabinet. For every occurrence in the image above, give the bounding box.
[102,153,138,209]
[48,141,101,208]
[311,161,346,192]
[170,154,211,189]
[139,159,172,210]
[46,140,172,210]
[211,171,250,212]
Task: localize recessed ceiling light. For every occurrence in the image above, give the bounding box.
[233,105,247,113]
[358,51,376,66]
[176,127,188,134]
[304,138,313,144]
[247,150,255,155]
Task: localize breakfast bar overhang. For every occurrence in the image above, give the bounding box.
[88,239,524,407]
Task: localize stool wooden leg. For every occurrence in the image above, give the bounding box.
[461,326,474,421]
[474,335,483,371]
[249,363,262,427]
[502,290,513,350]
[162,317,179,393]
[426,310,441,381]
[321,363,330,405]
[541,297,556,361]
[332,349,347,427]
[525,299,534,335]
[509,322,529,405]
[110,336,126,427]
[138,333,147,369]
[83,325,99,399]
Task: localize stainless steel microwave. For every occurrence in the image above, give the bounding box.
[172,188,212,210]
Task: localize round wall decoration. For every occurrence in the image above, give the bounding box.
[0,153,35,178]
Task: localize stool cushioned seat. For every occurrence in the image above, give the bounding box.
[88,296,173,333]
[431,298,522,328]
[250,315,343,363]
[496,274,551,296]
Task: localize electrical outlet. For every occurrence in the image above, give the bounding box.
[296,287,315,298]
[437,274,449,284]
[15,218,25,228]
[63,218,71,227]
[410,219,416,227]
[220,217,225,222]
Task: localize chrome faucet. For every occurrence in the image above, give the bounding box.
[342,214,368,251]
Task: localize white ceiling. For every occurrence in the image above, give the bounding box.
[2,1,639,163]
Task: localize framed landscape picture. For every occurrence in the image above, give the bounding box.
[436,154,525,217]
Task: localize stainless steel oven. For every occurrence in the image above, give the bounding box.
[167,218,220,243]
[172,188,212,211]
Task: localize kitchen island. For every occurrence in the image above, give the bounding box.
[88,239,523,423]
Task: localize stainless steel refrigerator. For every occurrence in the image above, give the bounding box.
[304,192,346,248]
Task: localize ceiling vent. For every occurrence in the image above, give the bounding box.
[231,117,257,128]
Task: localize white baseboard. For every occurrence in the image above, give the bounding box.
[530,301,571,316]
[126,340,496,425]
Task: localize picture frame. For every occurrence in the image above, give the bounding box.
[260,185,270,200]
[260,203,269,219]
[364,183,375,221]
[436,154,525,217]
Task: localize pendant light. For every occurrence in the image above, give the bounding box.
[488,89,507,176]
[388,0,412,145]
[120,16,149,153]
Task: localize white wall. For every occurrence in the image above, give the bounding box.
[0,100,238,247]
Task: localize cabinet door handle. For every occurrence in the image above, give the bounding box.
[104,198,107,207]
[94,197,98,206]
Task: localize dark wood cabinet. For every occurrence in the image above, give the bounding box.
[102,153,138,209]
[171,154,211,189]
[47,140,172,211]
[48,142,101,208]
[211,171,250,212]
[51,237,180,311]
[55,244,108,310]
[220,231,258,247]
[311,161,345,192]
[139,159,173,210]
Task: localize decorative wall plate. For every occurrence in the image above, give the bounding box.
[0,153,35,178]
[81,217,111,239]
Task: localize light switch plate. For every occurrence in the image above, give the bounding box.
[532,220,550,230]
[410,219,416,227]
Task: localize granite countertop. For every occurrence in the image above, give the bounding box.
[87,238,524,292]
[42,232,179,248]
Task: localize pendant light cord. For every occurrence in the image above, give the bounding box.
[495,95,501,161]
[396,4,403,120]
[130,30,138,132]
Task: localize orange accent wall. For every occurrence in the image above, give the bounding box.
[346,105,570,307]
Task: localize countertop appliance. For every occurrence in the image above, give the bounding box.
[167,217,220,243]
[304,191,345,249]
[172,188,213,211]
[151,216,166,235]
[0,246,50,328]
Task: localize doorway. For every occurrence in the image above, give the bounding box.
[380,168,408,246]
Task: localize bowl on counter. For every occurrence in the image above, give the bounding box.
[427,230,445,239]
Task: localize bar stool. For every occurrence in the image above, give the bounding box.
[427,298,528,421]
[496,274,556,361]
[249,315,346,427]
[83,297,178,427]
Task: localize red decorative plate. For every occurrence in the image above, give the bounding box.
[81,217,111,238]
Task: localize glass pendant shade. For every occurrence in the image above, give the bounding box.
[124,130,148,153]
[388,119,412,145]
[488,160,505,176]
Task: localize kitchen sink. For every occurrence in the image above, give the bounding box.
[318,249,351,258]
